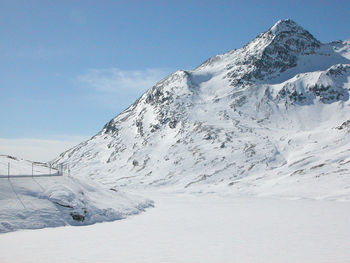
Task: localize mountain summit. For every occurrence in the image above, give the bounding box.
[54,20,350,200]
[250,19,321,57]
[268,19,316,36]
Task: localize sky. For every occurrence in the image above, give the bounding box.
[1,0,349,161]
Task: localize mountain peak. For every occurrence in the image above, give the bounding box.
[216,19,323,86]
[268,19,303,35]
[263,19,320,47]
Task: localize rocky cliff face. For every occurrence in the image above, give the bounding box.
[54,20,350,200]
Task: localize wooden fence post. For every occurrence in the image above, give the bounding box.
[8,162,10,179]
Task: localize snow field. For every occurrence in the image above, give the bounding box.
[0,192,349,263]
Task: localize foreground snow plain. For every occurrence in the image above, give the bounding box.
[0,192,349,263]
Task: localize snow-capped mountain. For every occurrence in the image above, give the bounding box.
[54,20,350,200]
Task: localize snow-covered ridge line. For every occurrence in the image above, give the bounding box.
[269,63,350,105]
[54,19,350,201]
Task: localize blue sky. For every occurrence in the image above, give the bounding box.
[1,0,350,160]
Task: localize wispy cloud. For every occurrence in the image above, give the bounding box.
[78,68,171,97]
[0,136,89,162]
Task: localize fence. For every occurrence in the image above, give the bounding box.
[0,162,70,179]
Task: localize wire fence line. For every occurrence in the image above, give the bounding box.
[0,162,71,179]
[0,162,71,212]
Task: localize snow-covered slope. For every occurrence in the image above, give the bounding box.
[331,39,350,60]
[0,155,152,233]
[54,19,350,200]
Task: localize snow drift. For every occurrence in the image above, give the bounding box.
[0,155,153,233]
